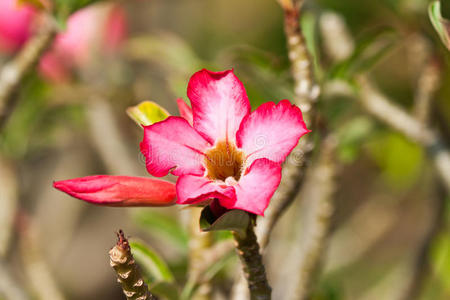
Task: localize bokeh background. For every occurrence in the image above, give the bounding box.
[1,0,450,299]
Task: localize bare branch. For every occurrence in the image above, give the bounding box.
[256,0,319,251]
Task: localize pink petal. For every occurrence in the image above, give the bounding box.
[176,98,193,125]
[176,174,236,205]
[53,175,176,206]
[0,0,36,53]
[140,116,211,177]
[187,69,251,144]
[237,100,310,167]
[230,158,282,216]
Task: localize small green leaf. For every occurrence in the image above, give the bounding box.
[328,29,396,80]
[429,1,450,50]
[129,240,174,283]
[199,207,250,238]
[126,101,170,127]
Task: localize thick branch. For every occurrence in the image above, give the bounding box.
[233,224,272,300]
[0,17,57,130]
[256,0,319,251]
[109,230,156,300]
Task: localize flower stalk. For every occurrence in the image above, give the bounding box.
[109,230,156,300]
[233,222,271,300]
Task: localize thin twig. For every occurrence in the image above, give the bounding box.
[275,135,337,300]
[233,224,272,300]
[256,0,319,251]
[0,17,57,130]
[109,230,156,300]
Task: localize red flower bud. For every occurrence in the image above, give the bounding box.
[53,175,176,207]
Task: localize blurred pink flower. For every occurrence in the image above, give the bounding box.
[39,3,128,82]
[0,0,36,53]
[141,69,310,216]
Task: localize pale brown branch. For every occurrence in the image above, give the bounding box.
[0,17,57,130]
[256,0,319,252]
[109,230,156,300]
[275,135,337,300]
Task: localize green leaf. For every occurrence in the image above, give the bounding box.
[199,207,250,238]
[129,240,174,283]
[301,11,323,79]
[149,281,179,300]
[429,1,450,50]
[126,101,170,127]
[132,210,188,251]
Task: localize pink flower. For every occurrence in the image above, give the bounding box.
[0,0,36,54]
[141,69,310,216]
[53,175,176,207]
[39,3,128,82]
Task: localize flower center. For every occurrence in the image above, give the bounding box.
[204,141,245,182]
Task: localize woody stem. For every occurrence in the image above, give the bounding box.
[233,223,271,300]
[109,230,156,300]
